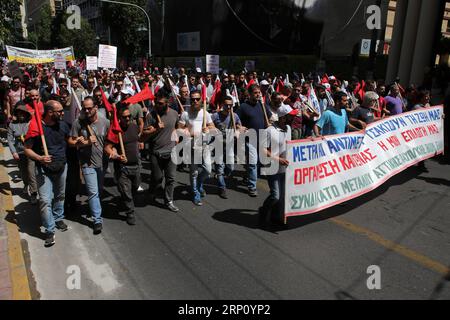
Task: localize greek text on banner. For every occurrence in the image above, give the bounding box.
[285,106,444,218]
[6,45,75,64]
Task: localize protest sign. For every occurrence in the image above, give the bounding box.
[5,45,75,64]
[86,56,98,70]
[98,44,117,69]
[206,54,219,74]
[285,106,444,218]
[54,54,66,69]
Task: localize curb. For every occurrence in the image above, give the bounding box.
[0,144,32,300]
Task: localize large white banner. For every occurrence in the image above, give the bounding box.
[98,44,117,69]
[6,45,75,64]
[285,106,445,218]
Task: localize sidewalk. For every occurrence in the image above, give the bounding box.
[0,143,31,300]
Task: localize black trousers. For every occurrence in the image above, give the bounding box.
[114,163,141,214]
[149,153,176,204]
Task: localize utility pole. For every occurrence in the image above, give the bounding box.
[161,0,165,67]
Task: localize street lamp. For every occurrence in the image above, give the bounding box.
[100,0,152,59]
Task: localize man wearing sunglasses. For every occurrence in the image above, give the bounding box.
[24,100,71,247]
[105,107,142,226]
[179,90,217,206]
[142,94,180,212]
[69,97,110,234]
[81,77,96,101]
[212,96,244,199]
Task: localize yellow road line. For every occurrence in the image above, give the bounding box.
[257,177,449,276]
[0,145,31,300]
[330,217,450,276]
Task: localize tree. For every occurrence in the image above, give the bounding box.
[28,5,97,57]
[0,0,22,44]
[54,13,97,57]
[28,4,53,49]
[102,0,148,62]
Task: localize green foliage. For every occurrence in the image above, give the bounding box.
[55,13,97,57]
[28,4,53,49]
[0,0,22,43]
[28,4,97,57]
[102,0,148,61]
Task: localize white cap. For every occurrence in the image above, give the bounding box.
[277,104,298,118]
[1,75,10,82]
[260,80,269,86]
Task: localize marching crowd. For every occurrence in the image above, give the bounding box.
[0,60,437,247]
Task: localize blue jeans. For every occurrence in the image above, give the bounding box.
[215,163,234,190]
[263,173,286,217]
[189,148,212,202]
[36,164,67,234]
[82,167,104,224]
[246,142,258,190]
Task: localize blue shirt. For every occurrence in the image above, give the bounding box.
[237,101,272,132]
[29,121,70,163]
[316,108,348,136]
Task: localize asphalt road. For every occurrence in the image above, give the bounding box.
[4,147,450,300]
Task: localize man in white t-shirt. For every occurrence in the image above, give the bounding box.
[259,104,297,226]
[178,90,217,206]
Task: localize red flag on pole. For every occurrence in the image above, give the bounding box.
[276,78,284,93]
[123,83,155,105]
[209,76,221,107]
[246,79,255,89]
[99,87,113,113]
[25,101,44,140]
[201,79,207,102]
[106,105,124,144]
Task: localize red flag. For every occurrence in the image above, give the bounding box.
[25,101,44,140]
[276,78,284,93]
[26,101,44,117]
[99,87,113,113]
[321,74,329,84]
[209,76,221,107]
[201,80,207,102]
[106,105,124,144]
[246,79,255,89]
[123,83,155,105]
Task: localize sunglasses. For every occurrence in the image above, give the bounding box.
[53,110,64,114]
[191,98,201,101]
[121,115,131,119]
[60,84,67,87]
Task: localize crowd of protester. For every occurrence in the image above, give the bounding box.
[0,59,442,247]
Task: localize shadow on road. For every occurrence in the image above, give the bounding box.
[212,166,424,232]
